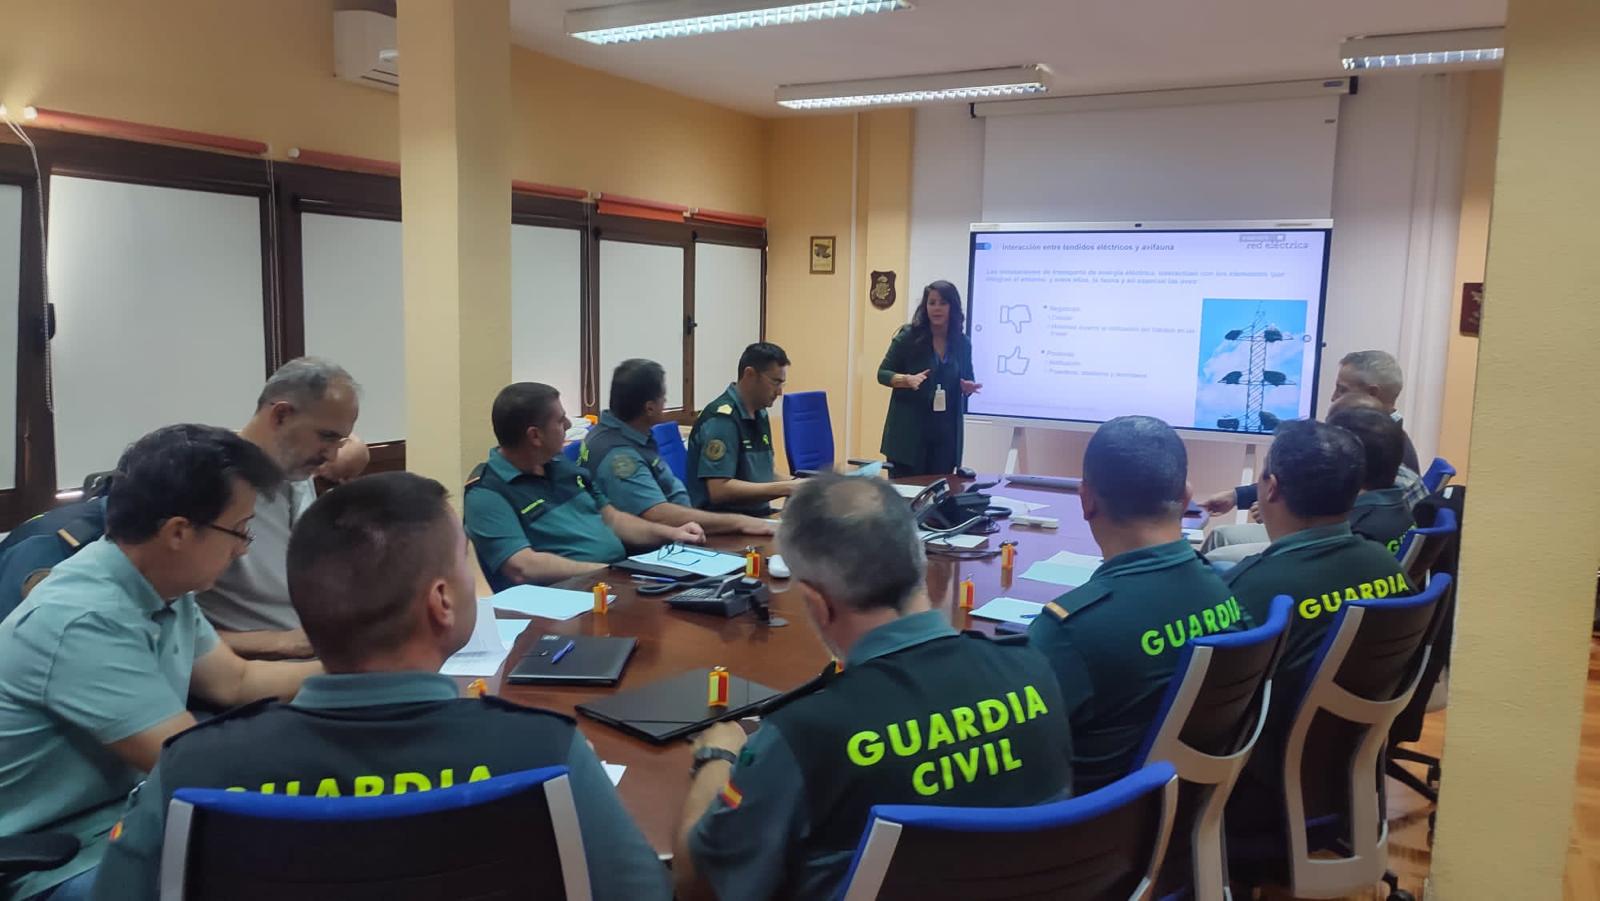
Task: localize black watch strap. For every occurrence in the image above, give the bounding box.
[690,746,740,776]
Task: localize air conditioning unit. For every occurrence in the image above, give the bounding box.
[334,9,399,92]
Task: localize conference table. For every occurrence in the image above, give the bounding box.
[479,475,1196,855]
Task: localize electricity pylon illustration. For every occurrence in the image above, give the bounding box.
[1216,305,1295,433]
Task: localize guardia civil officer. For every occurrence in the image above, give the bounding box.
[1027,416,1250,793]
[877,280,982,476]
[684,342,800,516]
[673,476,1072,901]
[1325,406,1414,553]
[581,359,774,537]
[463,382,703,590]
[91,472,670,901]
[1220,419,1411,837]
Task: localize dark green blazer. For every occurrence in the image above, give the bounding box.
[876,324,974,470]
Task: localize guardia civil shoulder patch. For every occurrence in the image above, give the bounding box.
[705,439,728,462]
[718,782,743,810]
[716,403,734,415]
[611,454,638,479]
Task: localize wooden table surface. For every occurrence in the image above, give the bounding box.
[477,476,1188,853]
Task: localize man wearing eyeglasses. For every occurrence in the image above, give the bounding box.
[198,358,363,660]
[0,425,321,901]
[685,342,802,517]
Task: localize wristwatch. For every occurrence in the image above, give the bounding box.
[690,746,739,776]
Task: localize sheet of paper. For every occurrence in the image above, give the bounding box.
[891,483,928,499]
[970,597,1046,626]
[846,460,884,478]
[441,599,512,676]
[988,494,1047,515]
[628,546,747,578]
[918,530,987,549]
[602,762,626,786]
[496,618,530,647]
[490,585,615,621]
[1019,560,1100,588]
[1043,550,1104,568]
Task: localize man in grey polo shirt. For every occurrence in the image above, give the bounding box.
[200,358,363,659]
[0,425,321,901]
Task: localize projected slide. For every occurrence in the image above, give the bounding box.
[966,227,1329,434]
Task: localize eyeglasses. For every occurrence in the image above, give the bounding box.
[202,522,254,547]
[656,543,718,564]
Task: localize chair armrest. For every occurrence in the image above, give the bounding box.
[0,833,81,874]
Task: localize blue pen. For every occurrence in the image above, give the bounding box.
[631,574,676,584]
[551,640,576,664]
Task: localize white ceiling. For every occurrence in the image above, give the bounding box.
[509,0,1505,117]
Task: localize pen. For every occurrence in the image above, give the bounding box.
[631,574,677,584]
[551,640,576,664]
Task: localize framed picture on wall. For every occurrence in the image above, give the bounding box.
[810,236,835,274]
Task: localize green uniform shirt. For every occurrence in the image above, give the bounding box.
[689,612,961,900]
[1348,487,1415,555]
[581,412,691,517]
[685,383,777,516]
[0,539,219,899]
[91,673,670,901]
[463,449,626,594]
[1028,539,1249,793]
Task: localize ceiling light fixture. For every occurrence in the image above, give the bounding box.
[776,65,1050,110]
[1340,27,1504,71]
[568,0,911,45]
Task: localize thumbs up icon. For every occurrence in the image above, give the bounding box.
[997,347,1030,375]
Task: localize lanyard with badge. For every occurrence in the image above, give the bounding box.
[931,348,950,413]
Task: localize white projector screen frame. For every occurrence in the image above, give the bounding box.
[964,219,1333,442]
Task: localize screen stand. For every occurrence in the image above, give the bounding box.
[1236,443,1260,525]
[1003,426,1027,476]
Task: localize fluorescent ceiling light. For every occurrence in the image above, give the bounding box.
[1340,27,1504,71]
[568,0,911,45]
[777,65,1050,110]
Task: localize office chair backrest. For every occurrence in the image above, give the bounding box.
[1134,595,1292,901]
[837,762,1179,901]
[1420,457,1456,494]
[651,421,689,483]
[1390,484,1465,747]
[1279,574,1452,898]
[1396,506,1458,584]
[562,441,582,463]
[781,390,835,474]
[159,767,591,901]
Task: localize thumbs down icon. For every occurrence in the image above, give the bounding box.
[997,346,1030,375]
[999,304,1032,333]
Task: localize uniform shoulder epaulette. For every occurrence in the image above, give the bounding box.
[754,661,838,718]
[163,698,277,749]
[465,462,487,489]
[1048,581,1116,621]
[477,693,577,726]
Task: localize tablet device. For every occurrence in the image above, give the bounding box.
[507,634,637,686]
[576,668,782,744]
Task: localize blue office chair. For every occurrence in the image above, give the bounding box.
[1134,595,1292,901]
[158,766,591,900]
[836,762,1179,900]
[1420,457,1456,494]
[1233,575,1452,900]
[651,421,689,483]
[562,440,582,463]
[1395,506,1457,584]
[781,390,884,476]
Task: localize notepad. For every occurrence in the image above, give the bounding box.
[441,599,513,677]
[970,597,1046,626]
[496,618,530,646]
[490,585,615,621]
[627,546,747,579]
[1019,551,1102,588]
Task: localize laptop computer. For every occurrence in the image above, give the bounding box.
[507,634,637,686]
[577,668,782,744]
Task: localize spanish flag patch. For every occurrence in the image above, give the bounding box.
[109,820,124,842]
[718,782,743,810]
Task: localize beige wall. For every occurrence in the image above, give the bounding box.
[0,0,765,214]
[1429,0,1600,895]
[764,110,914,469]
[1434,71,1502,479]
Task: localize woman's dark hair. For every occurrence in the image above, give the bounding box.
[106,424,284,542]
[909,280,967,345]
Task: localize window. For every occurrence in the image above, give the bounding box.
[692,242,764,405]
